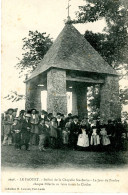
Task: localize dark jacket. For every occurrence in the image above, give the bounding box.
[12,123,22,133]
[70,122,80,136]
[57,119,65,129]
[21,119,31,133]
[115,122,125,138]
[106,123,115,137]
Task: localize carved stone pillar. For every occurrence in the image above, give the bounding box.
[47,68,67,115]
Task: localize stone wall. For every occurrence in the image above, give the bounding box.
[47,69,67,115]
[100,75,121,123]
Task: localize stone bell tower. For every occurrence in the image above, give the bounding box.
[25,23,121,122]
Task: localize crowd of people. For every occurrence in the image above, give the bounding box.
[1,108,128,152]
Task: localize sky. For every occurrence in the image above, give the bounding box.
[1,0,128,113]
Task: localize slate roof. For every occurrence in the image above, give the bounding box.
[26,23,117,82]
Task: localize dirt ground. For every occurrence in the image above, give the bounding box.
[1,144,128,170]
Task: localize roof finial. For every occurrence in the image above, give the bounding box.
[66,0,71,22]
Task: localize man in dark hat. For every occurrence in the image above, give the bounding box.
[41,110,48,121]
[69,115,80,150]
[65,113,72,124]
[56,113,65,128]
[2,108,14,145]
[19,110,26,121]
[68,113,72,117]
[47,113,53,122]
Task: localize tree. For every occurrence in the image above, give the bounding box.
[87,85,100,121]
[120,87,128,105]
[4,31,53,102]
[16,30,53,75]
[74,0,128,69]
[72,0,128,119]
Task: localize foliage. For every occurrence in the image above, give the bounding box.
[87,85,100,120]
[74,0,128,118]
[120,87,128,105]
[74,0,128,68]
[122,111,128,120]
[16,30,53,75]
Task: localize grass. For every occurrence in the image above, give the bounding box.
[1,144,128,170]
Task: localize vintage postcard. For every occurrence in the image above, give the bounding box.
[1,0,128,193]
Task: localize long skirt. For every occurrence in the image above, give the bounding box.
[100,135,110,146]
[62,130,69,144]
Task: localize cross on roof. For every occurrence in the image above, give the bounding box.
[66,0,71,20]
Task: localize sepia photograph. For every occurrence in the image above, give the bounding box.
[1,0,128,193]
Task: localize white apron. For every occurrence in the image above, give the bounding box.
[77,130,89,147]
